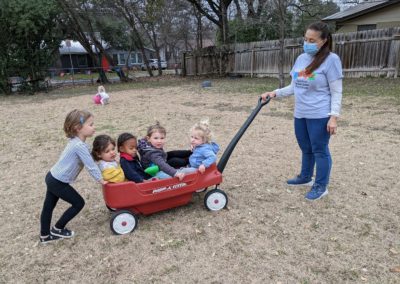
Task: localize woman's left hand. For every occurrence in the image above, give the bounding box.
[327,116,338,135]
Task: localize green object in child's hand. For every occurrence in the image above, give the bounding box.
[145,165,159,176]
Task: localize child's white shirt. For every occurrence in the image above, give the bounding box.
[98,91,109,100]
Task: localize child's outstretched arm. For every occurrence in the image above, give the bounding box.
[76,143,103,183]
[150,152,177,177]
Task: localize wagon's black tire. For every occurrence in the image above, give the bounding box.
[204,189,228,211]
[106,205,117,212]
[110,210,138,235]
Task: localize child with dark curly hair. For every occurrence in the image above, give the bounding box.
[117,132,151,183]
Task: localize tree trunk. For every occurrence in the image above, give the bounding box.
[113,1,154,77]
[151,29,162,76]
[187,0,233,45]
[221,2,229,44]
[278,0,286,87]
[196,12,203,49]
[233,0,242,19]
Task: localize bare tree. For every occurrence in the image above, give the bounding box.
[108,0,155,76]
[271,0,288,87]
[58,0,111,83]
[134,0,165,75]
[233,0,243,19]
[186,0,233,45]
[245,0,268,18]
[157,0,213,65]
[159,1,193,62]
[191,5,203,49]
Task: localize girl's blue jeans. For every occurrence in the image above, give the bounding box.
[294,117,332,186]
[155,171,172,179]
[155,168,197,179]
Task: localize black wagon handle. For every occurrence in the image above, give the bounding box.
[217,97,271,174]
[259,95,271,106]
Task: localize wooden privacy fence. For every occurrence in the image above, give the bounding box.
[182,27,400,78]
[181,46,235,76]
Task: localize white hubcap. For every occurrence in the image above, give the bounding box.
[206,192,226,211]
[113,213,136,234]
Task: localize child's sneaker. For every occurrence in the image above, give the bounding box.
[305,184,328,200]
[50,227,75,238]
[40,234,61,244]
[287,175,313,186]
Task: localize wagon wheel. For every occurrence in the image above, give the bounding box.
[110,210,138,235]
[204,189,228,211]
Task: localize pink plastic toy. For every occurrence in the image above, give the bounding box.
[92,94,101,104]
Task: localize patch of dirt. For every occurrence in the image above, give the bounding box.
[0,78,399,283]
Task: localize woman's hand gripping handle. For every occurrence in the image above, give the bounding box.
[261,91,276,102]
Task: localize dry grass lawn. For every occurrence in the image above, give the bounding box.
[1,77,399,283]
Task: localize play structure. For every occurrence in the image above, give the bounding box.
[103,97,271,234]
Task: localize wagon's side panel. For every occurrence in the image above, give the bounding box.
[134,193,194,215]
[102,164,223,215]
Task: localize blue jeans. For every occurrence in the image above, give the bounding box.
[155,171,172,179]
[155,167,197,179]
[294,117,332,186]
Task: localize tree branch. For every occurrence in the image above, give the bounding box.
[186,0,220,26]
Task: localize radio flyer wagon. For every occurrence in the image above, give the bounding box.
[102,97,271,234]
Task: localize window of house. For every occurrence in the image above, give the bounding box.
[130,52,137,64]
[118,53,126,65]
[357,24,376,32]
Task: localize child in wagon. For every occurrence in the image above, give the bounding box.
[182,119,220,174]
[117,132,152,183]
[138,122,187,181]
[92,134,125,183]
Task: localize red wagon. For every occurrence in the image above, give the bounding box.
[103,97,271,234]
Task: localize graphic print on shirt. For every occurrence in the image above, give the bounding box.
[293,69,316,89]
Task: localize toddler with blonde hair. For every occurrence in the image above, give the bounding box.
[97,85,110,105]
[183,119,220,174]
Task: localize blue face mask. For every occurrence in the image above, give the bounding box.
[303,42,319,56]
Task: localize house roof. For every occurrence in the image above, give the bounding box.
[323,0,400,22]
[107,46,155,53]
[60,40,155,55]
[59,40,108,55]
